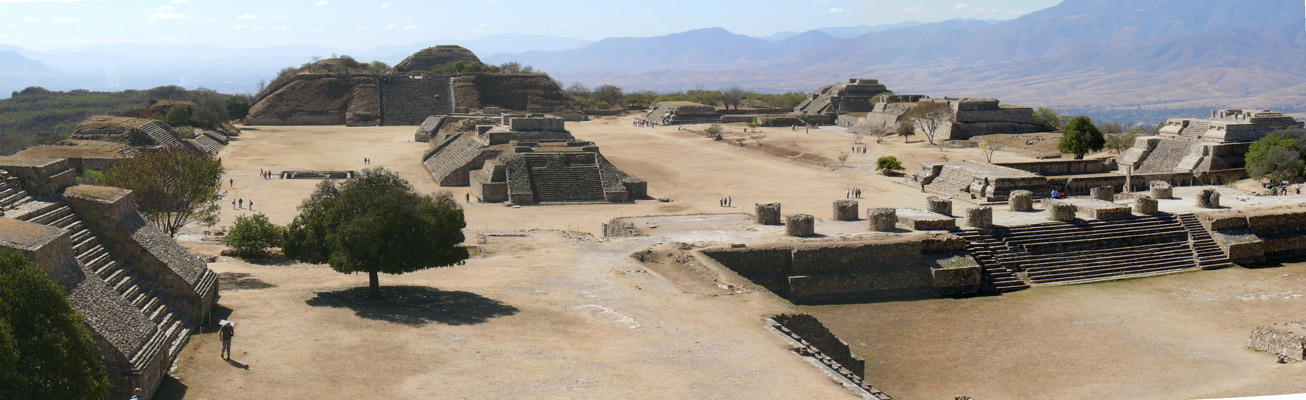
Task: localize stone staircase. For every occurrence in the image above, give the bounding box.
[926,167,976,195]
[1178,213,1232,269]
[422,135,487,186]
[1179,121,1210,140]
[188,131,226,155]
[524,154,605,203]
[20,203,193,370]
[139,121,184,149]
[1136,139,1194,173]
[380,77,454,126]
[958,214,1221,287]
[0,176,36,210]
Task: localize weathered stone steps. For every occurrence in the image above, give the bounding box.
[140,121,184,148]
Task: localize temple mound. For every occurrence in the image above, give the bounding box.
[1119,109,1305,179]
[244,46,583,126]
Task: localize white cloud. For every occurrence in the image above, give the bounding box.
[900,6,932,14]
[385,24,396,30]
[379,2,390,10]
[355,25,367,30]
[148,12,188,21]
[313,0,328,6]
[23,17,39,23]
[954,3,998,14]
[236,14,258,20]
[147,5,175,11]
[827,7,844,13]
[311,27,327,32]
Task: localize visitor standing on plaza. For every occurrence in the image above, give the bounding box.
[219,321,235,360]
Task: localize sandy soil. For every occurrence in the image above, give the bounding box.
[806,262,1306,399]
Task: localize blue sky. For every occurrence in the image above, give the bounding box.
[0,0,1062,50]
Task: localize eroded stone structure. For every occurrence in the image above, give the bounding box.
[794,79,891,116]
[832,200,858,221]
[869,208,896,232]
[0,157,218,400]
[786,214,815,237]
[856,96,1046,140]
[756,203,782,225]
[420,115,646,204]
[646,101,722,125]
[1119,109,1303,180]
[1249,322,1306,361]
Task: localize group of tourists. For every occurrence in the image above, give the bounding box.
[232,197,253,210]
[364,157,372,165]
[846,188,863,199]
[465,193,484,203]
[634,119,658,128]
[719,196,733,207]
[850,145,867,154]
[1049,189,1069,199]
[1268,181,1301,196]
[258,168,274,180]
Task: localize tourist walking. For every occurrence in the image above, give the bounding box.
[238,198,243,209]
[232,199,237,209]
[248,200,253,210]
[466,193,470,203]
[229,178,234,187]
[219,321,235,360]
[130,388,142,400]
[846,189,851,199]
[855,188,861,198]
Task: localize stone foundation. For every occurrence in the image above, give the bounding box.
[1090,186,1115,202]
[869,208,896,232]
[1197,189,1221,208]
[1009,190,1033,212]
[965,207,993,228]
[1150,181,1173,199]
[896,208,956,230]
[786,214,816,237]
[1049,201,1077,221]
[756,203,782,225]
[1135,196,1159,215]
[832,200,859,221]
[1248,322,1306,361]
[926,196,952,217]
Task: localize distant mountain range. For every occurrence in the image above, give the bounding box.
[0,0,1302,116]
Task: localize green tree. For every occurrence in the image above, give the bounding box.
[163,104,192,127]
[99,148,224,237]
[721,86,746,110]
[876,156,904,175]
[282,168,469,297]
[896,120,916,142]
[593,85,624,109]
[1058,116,1106,159]
[905,101,955,145]
[223,213,283,257]
[1104,132,1140,154]
[1033,107,1062,129]
[0,249,109,400]
[1246,130,1306,182]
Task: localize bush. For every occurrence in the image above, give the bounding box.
[704,124,723,136]
[163,104,192,127]
[223,213,283,257]
[876,156,904,175]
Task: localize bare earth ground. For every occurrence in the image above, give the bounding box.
[806,263,1306,399]
[170,116,1306,399]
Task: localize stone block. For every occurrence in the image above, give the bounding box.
[1134,196,1159,215]
[868,208,896,232]
[755,203,782,225]
[926,196,953,217]
[896,208,957,230]
[832,200,859,221]
[1248,322,1306,361]
[965,207,993,228]
[1090,186,1115,202]
[1197,189,1221,208]
[785,214,816,237]
[1150,181,1173,199]
[1049,201,1077,222]
[1009,190,1033,212]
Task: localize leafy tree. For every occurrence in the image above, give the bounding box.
[1057,116,1106,159]
[1033,107,1062,129]
[838,153,848,166]
[905,101,955,145]
[223,213,283,257]
[99,148,224,237]
[283,168,469,297]
[163,104,192,127]
[896,122,915,143]
[1104,132,1140,154]
[981,137,1000,163]
[1246,130,1306,182]
[225,95,252,120]
[593,85,624,108]
[876,156,904,175]
[0,249,109,399]
[704,124,723,139]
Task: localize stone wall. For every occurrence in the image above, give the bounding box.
[756,203,782,225]
[379,75,454,126]
[833,200,858,221]
[1248,322,1306,361]
[998,159,1114,176]
[771,313,866,378]
[786,215,815,237]
[0,157,77,198]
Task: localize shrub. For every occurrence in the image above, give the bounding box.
[876,156,903,175]
[223,213,283,257]
[163,104,192,127]
[704,124,723,136]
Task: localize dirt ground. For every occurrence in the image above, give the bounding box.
[806,262,1306,399]
[169,115,1306,399]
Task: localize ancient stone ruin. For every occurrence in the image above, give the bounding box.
[832,200,858,221]
[1134,196,1159,215]
[786,214,815,237]
[1249,322,1306,361]
[1197,189,1221,208]
[0,156,218,400]
[646,101,722,125]
[926,196,953,217]
[1119,109,1304,180]
[394,45,482,73]
[1009,190,1034,211]
[1048,201,1077,222]
[869,208,897,232]
[794,79,891,116]
[1150,180,1174,199]
[420,115,645,204]
[756,203,782,225]
[245,46,583,126]
[856,95,1047,140]
[1090,186,1114,202]
[965,207,992,228]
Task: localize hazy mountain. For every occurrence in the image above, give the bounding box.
[0,51,54,76]
[762,20,993,41]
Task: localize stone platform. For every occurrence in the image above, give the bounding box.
[1055,198,1133,219]
[895,208,956,230]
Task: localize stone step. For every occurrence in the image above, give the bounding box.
[1038,263,1195,285]
[1029,259,1194,283]
[1024,247,1195,274]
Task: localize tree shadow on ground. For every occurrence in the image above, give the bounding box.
[218,272,276,290]
[305,285,518,326]
[222,250,296,266]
